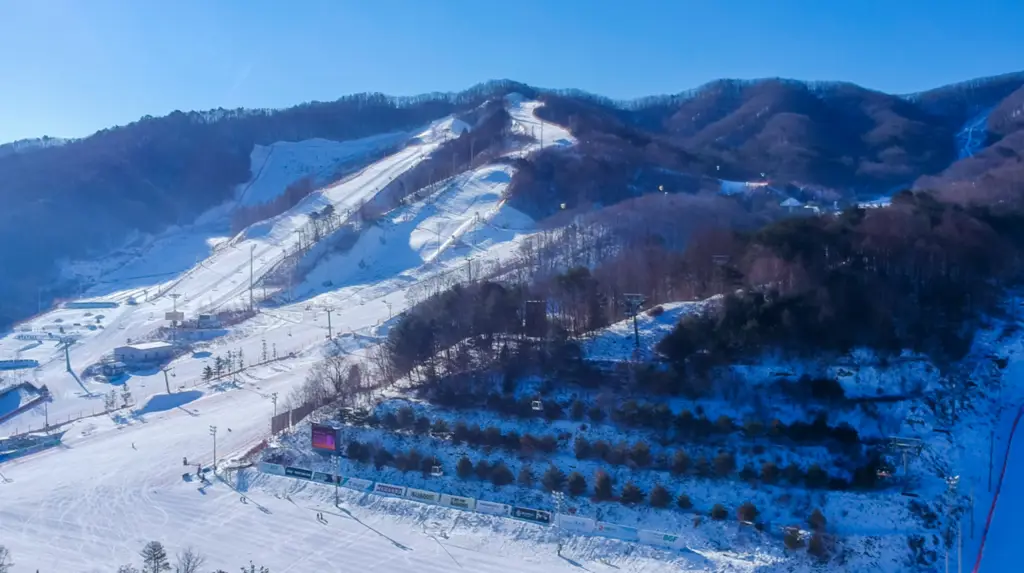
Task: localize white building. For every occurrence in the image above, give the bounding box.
[113,341,175,364]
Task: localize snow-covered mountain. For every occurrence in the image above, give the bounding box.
[3,72,1024,572]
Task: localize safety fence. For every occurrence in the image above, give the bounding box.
[971,404,1024,573]
[257,461,688,552]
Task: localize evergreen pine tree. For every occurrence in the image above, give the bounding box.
[517,466,534,487]
[202,365,214,383]
[620,481,644,504]
[649,484,670,508]
[541,465,566,492]
[121,383,133,408]
[593,470,613,500]
[139,541,170,573]
[456,456,473,479]
[567,471,587,497]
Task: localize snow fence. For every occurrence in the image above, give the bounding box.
[258,461,691,550]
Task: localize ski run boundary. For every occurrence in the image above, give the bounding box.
[257,461,693,552]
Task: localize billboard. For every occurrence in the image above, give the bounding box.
[475,500,511,516]
[341,477,374,491]
[165,311,184,322]
[512,506,552,525]
[373,482,407,497]
[284,466,313,480]
[311,424,338,452]
[258,462,287,476]
[440,494,476,511]
[405,488,440,503]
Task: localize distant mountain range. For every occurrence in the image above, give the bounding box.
[1,72,1022,329]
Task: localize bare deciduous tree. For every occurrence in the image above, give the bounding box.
[174,547,206,573]
[0,545,12,573]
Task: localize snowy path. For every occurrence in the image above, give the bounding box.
[956,109,992,159]
[0,360,693,572]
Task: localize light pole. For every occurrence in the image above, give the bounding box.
[209,425,218,474]
[271,393,278,418]
[250,244,256,312]
[551,490,565,555]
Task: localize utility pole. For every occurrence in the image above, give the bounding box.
[170,293,182,344]
[209,425,218,474]
[324,307,334,339]
[162,368,173,394]
[958,520,963,573]
[334,452,340,506]
[552,490,565,555]
[621,294,646,351]
[385,301,392,321]
[435,222,443,259]
[988,429,994,492]
[970,486,975,539]
[250,244,256,312]
[61,337,73,373]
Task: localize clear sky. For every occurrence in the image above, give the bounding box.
[1,0,1022,142]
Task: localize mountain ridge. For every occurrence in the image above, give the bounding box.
[1,71,1022,329]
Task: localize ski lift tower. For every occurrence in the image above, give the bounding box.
[621,294,646,351]
[887,436,924,492]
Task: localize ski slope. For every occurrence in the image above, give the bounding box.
[0,98,706,572]
[237,131,410,208]
[0,376,700,572]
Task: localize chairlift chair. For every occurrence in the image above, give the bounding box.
[531,400,543,411]
[431,465,444,477]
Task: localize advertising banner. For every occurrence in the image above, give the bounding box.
[373,482,407,497]
[595,521,639,541]
[258,462,287,476]
[311,471,338,484]
[311,424,338,452]
[405,488,440,503]
[284,466,313,480]
[475,500,511,516]
[556,514,595,533]
[341,477,374,491]
[511,506,552,525]
[440,494,476,511]
[638,529,681,549]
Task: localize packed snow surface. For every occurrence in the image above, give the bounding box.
[0,100,719,572]
[236,132,410,207]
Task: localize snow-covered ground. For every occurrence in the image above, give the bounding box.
[583,300,716,361]
[237,132,409,208]
[0,98,672,571]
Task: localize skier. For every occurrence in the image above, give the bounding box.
[183,456,188,466]
[131,442,136,450]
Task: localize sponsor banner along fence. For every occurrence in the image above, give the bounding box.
[440,493,476,511]
[475,500,512,517]
[556,514,596,534]
[373,482,407,497]
[595,521,640,541]
[638,529,681,549]
[341,477,373,491]
[512,506,552,525]
[284,466,314,480]
[311,471,338,484]
[258,464,690,551]
[258,462,286,476]
[405,487,440,503]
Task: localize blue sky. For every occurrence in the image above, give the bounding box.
[1,0,1022,142]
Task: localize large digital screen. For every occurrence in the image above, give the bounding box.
[311,424,337,452]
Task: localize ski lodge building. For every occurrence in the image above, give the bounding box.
[113,341,175,364]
